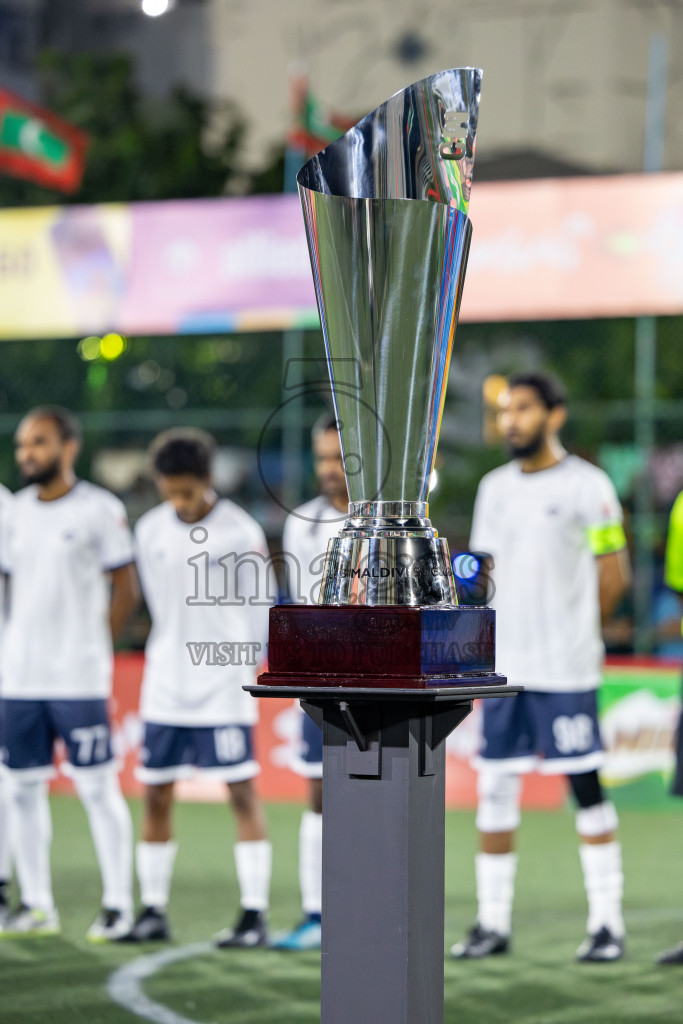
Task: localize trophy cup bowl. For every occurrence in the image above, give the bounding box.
[298,68,479,608]
[260,69,504,688]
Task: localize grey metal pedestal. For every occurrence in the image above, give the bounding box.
[249,683,519,1024]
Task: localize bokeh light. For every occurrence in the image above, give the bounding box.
[77,334,127,362]
[141,0,171,16]
[77,336,101,361]
[100,333,127,361]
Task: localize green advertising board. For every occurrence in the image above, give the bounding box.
[599,661,681,809]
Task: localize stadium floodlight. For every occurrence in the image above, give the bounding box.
[141,0,173,16]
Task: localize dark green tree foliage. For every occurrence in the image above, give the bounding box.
[0,331,291,487]
[0,50,283,205]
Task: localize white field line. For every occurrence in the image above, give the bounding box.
[107,941,216,1024]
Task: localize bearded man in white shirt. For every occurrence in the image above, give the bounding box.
[123,429,272,947]
[451,373,631,963]
[0,406,139,941]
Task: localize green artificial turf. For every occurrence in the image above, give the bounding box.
[0,795,682,1023]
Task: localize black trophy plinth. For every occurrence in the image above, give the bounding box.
[249,607,520,1024]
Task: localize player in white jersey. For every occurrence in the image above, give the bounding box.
[123,429,273,947]
[270,415,348,951]
[0,482,13,925]
[450,373,631,963]
[0,407,138,941]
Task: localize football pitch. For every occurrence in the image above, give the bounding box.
[1,795,682,1024]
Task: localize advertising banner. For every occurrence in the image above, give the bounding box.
[53,654,680,810]
[598,658,681,808]
[4,173,683,340]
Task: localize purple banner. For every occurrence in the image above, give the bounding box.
[120,195,317,334]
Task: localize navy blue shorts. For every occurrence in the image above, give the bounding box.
[477,690,604,775]
[0,699,6,766]
[2,698,114,777]
[136,722,258,784]
[290,712,322,779]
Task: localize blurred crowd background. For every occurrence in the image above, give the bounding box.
[1,0,683,658]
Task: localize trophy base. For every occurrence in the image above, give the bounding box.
[319,534,458,606]
[259,670,505,690]
[260,604,499,690]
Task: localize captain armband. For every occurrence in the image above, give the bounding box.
[586,522,627,557]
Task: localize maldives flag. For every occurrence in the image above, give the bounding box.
[287,72,354,157]
[0,89,88,193]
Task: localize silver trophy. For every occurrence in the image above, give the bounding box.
[298,68,481,607]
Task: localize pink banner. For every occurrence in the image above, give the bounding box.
[3,173,683,339]
[462,173,683,322]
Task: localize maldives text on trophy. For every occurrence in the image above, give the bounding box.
[261,69,500,689]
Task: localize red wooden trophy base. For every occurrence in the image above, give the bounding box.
[258,603,505,690]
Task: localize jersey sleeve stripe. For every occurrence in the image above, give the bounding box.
[585,522,627,556]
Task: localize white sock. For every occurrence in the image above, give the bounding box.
[299,810,322,916]
[234,840,272,912]
[73,770,133,914]
[0,775,12,882]
[579,841,624,938]
[136,840,178,910]
[476,851,517,936]
[6,776,54,912]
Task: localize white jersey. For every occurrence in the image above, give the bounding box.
[282,495,344,604]
[0,483,13,652]
[470,455,624,692]
[135,499,272,727]
[0,481,134,700]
